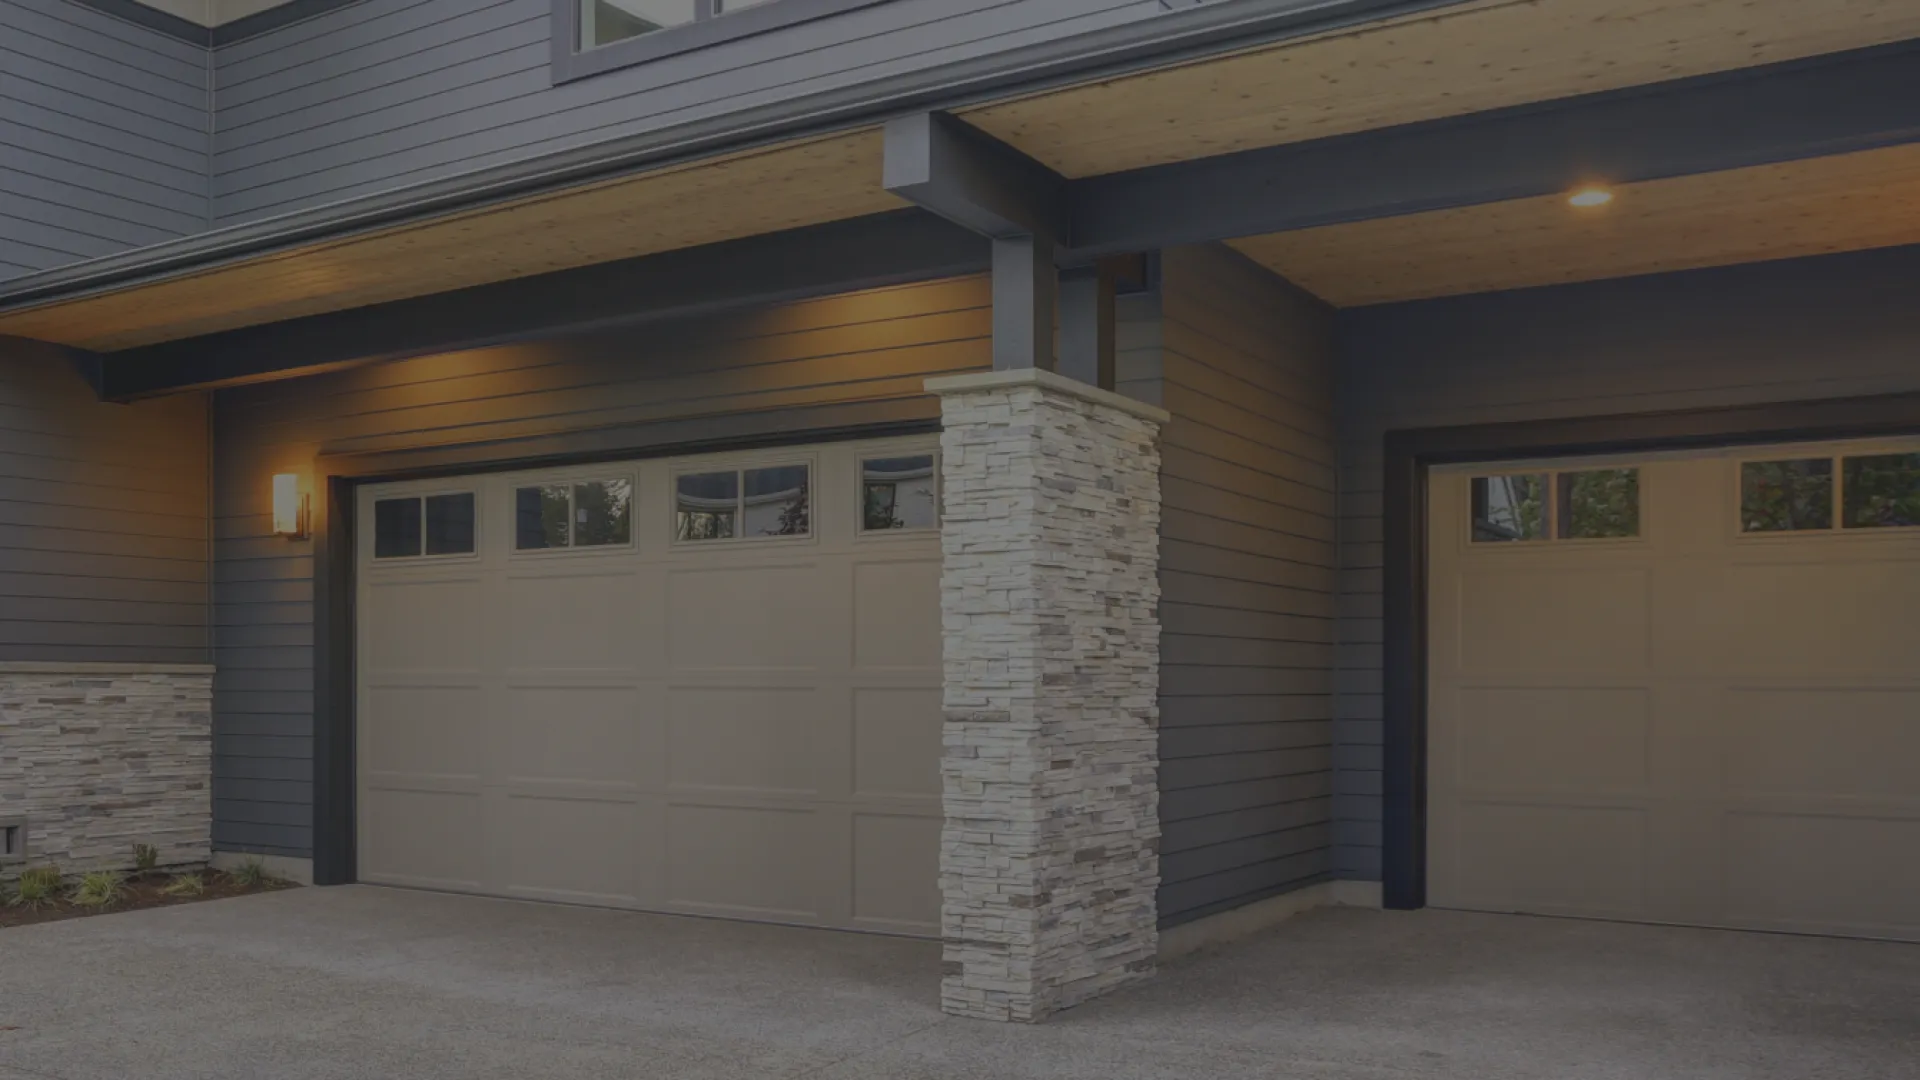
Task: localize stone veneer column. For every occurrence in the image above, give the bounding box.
[0,663,214,878]
[925,368,1169,1023]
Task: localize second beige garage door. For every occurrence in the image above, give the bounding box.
[354,436,943,936]
[1428,439,1920,941]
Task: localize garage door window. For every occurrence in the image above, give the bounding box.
[1471,468,1640,543]
[515,479,633,551]
[860,454,938,532]
[676,463,810,542]
[1842,452,1920,529]
[1741,458,1834,532]
[373,493,476,559]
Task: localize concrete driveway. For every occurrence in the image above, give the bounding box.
[1,886,1914,1080]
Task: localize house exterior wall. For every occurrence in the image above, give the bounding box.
[1151,243,1338,925]
[0,0,210,282]
[0,662,213,880]
[207,0,1165,226]
[0,339,210,664]
[1332,243,1920,881]
[210,274,992,857]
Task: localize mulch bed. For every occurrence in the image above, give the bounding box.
[0,869,297,930]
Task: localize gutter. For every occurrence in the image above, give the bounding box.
[0,0,1468,315]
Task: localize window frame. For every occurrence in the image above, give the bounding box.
[1732,440,1920,540]
[552,0,891,84]
[670,456,816,547]
[368,488,482,563]
[855,449,941,536]
[1463,464,1645,547]
[508,474,639,557]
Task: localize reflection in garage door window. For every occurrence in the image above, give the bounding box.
[1556,468,1639,539]
[676,471,737,540]
[744,465,809,536]
[861,454,938,531]
[1470,474,1546,542]
[515,479,632,550]
[424,493,477,555]
[676,464,810,541]
[1842,452,1920,529]
[1741,459,1833,532]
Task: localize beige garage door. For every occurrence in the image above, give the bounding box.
[1429,439,1920,940]
[355,437,943,936]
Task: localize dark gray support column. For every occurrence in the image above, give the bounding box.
[1057,261,1115,389]
[993,235,1056,372]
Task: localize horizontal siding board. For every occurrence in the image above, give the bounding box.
[15,0,207,65]
[212,276,989,857]
[0,0,208,84]
[0,85,209,172]
[1331,245,1920,881]
[0,40,205,128]
[0,179,188,248]
[210,0,1158,220]
[1154,244,1340,923]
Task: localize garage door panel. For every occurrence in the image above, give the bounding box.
[365,578,487,670]
[1713,559,1920,675]
[502,795,641,906]
[505,570,644,671]
[667,563,824,671]
[667,686,820,795]
[853,558,942,669]
[1455,567,1651,675]
[1724,687,1920,800]
[1454,686,1651,794]
[1723,812,1920,940]
[363,685,487,779]
[851,686,942,798]
[1453,802,1649,916]
[667,804,821,919]
[506,685,648,788]
[852,812,941,930]
[359,788,485,890]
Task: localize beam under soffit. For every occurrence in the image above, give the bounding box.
[89,210,989,401]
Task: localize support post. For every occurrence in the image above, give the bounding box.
[1057,261,1116,389]
[992,235,1056,372]
[926,367,1170,1023]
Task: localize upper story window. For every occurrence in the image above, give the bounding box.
[581,0,768,48]
[555,0,886,82]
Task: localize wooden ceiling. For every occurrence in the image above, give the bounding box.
[964,0,1920,177]
[4,0,1919,348]
[0,131,899,351]
[1229,143,1920,306]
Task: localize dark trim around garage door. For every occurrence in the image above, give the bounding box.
[1380,390,1920,910]
[309,407,944,886]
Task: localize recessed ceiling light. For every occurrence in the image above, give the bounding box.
[1568,186,1615,208]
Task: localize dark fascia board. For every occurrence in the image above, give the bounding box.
[95,209,988,400]
[552,0,895,85]
[66,0,368,44]
[0,0,1464,313]
[1377,388,1920,909]
[1066,37,1920,257]
[883,111,1069,241]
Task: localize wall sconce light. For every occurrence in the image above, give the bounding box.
[272,473,310,540]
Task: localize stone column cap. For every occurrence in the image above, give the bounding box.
[0,661,215,676]
[924,368,1171,425]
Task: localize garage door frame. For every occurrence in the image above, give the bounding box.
[306,414,942,886]
[1379,389,1920,910]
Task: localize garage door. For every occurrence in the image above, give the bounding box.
[354,437,944,936]
[1428,439,1920,940]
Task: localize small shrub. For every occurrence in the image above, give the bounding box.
[6,865,62,910]
[69,871,127,909]
[223,857,280,889]
[132,843,159,874]
[161,871,207,898]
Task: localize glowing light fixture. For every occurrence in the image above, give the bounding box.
[272,473,310,540]
[1568,186,1615,208]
